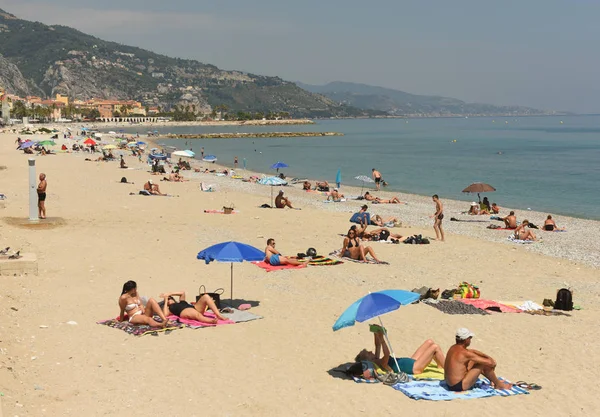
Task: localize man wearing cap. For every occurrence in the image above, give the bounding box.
[444,328,512,391]
[275,190,294,209]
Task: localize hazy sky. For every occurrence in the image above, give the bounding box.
[2,0,600,113]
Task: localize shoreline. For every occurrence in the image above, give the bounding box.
[161,131,343,139]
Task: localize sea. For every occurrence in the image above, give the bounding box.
[115,116,600,220]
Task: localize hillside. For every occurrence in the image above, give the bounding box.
[296,81,558,117]
[0,9,366,117]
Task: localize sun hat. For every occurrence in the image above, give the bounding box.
[333,188,338,191]
[456,328,475,340]
[470,202,477,206]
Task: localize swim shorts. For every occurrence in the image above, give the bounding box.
[38,192,46,202]
[269,254,281,266]
[375,177,381,183]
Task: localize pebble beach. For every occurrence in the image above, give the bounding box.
[1,128,599,416]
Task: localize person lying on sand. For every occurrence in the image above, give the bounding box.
[370,214,399,227]
[120,155,128,169]
[543,215,565,231]
[144,180,165,196]
[361,227,410,243]
[364,192,402,204]
[159,291,227,324]
[503,211,517,229]
[315,181,330,191]
[275,190,294,209]
[163,172,186,182]
[514,220,536,241]
[303,181,312,190]
[444,328,512,391]
[264,238,302,266]
[341,228,382,262]
[354,326,446,375]
[118,280,169,328]
[327,188,345,201]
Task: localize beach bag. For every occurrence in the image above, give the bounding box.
[554,288,573,311]
[379,229,390,241]
[197,285,224,310]
[459,282,480,299]
[120,177,128,183]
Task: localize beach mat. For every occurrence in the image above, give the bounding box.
[253,261,307,272]
[458,299,521,313]
[392,378,529,401]
[97,316,183,336]
[422,299,490,315]
[329,250,389,265]
[221,308,263,323]
[306,256,343,266]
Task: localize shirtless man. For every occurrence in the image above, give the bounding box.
[144,180,165,196]
[37,173,47,219]
[444,328,512,391]
[372,168,382,191]
[328,188,345,201]
[431,194,445,242]
[275,190,294,209]
[503,211,517,229]
[364,192,402,204]
[491,203,500,214]
[264,238,301,266]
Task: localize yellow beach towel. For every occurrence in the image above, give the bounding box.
[413,363,445,380]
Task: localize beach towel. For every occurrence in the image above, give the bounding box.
[97,316,183,336]
[507,235,536,244]
[169,311,234,328]
[414,364,445,380]
[203,209,238,214]
[392,378,529,401]
[221,308,263,323]
[323,199,347,203]
[307,256,343,266]
[422,299,490,315]
[329,250,389,265]
[253,261,307,272]
[458,299,521,313]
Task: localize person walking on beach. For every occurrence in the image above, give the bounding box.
[234,156,238,169]
[37,173,47,219]
[431,194,444,242]
[201,147,205,159]
[444,328,512,391]
[372,168,382,191]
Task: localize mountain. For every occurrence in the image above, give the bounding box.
[295,81,558,117]
[0,9,367,117]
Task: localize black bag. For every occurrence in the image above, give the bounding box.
[196,285,224,310]
[554,288,573,311]
[120,177,128,183]
[379,230,390,241]
[306,247,317,257]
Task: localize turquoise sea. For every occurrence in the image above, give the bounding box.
[119,116,600,220]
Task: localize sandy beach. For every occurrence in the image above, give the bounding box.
[1,132,599,416]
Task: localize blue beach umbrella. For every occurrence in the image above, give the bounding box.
[270,161,288,170]
[197,241,265,302]
[336,168,342,189]
[203,155,217,162]
[333,290,420,373]
[136,141,147,146]
[18,141,35,150]
[258,176,287,207]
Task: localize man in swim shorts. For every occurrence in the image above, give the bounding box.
[37,173,47,219]
[431,194,445,242]
[503,211,517,229]
[444,328,512,392]
[372,168,382,191]
[264,238,302,266]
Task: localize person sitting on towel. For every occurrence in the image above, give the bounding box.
[120,155,128,169]
[543,215,564,231]
[144,180,165,196]
[159,291,227,324]
[513,220,537,241]
[491,203,500,214]
[503,211,517,229]
[264,238,302,266]
[354,325,446,375]
[327,188,345,201]
[444,328,512,391]
[275,190,294,209]
[303,180,312,190]
[340,228,382,263]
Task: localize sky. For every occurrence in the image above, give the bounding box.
[1,0,600,113]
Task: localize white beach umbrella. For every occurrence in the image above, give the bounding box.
[355,175,375,194]
[258,176,287,207]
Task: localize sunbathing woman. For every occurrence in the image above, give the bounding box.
[160,291,228,324]
[364,192,403,204]
[362,227,409,243]
[370,214,399,227]
[303,181,312,190]
[543,215,564,231]
[354,325,446,375]
[341,229,382,263]
[118,280,169,327]
[514,220,537,241]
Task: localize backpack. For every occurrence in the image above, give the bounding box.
[120,177,128,183]
[554,288,573,311]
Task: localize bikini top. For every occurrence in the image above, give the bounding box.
[125,300,140,311]
[347,237,359,248]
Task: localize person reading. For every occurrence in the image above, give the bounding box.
[444,328,512,391]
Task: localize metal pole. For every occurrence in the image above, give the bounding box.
[28,158,38,221]
[230,262,234,302]
[378,316,401,375]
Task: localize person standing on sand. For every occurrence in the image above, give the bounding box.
[444,328,512,391]
[431,194,445,242]
[372,168,382,191]
[37,173,47,219]
[234,156,238,169]
[201,147,205,159]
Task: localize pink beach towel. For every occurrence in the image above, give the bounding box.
[203,209,238,214]
[458,299,521,313]
[253,261,307,272]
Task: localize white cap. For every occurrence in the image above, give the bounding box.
[148,180,153,184]
[470,202,477,206]
[456,328,475,340]
[333,188,338,191]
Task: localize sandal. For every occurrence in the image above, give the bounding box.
[515,381,542,390]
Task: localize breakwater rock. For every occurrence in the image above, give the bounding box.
[162,132,344,139]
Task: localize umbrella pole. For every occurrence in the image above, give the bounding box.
[271,186,274,208]
[230,262,234,303]
[378,316,401,375]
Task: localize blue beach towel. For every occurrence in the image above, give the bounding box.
[392,378,529,401]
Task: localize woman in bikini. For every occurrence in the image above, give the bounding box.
[514,220,537,241]
[159,291,228,324]
[118,281,169,327]
[543,215,564,231]
[341,229,382,263]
